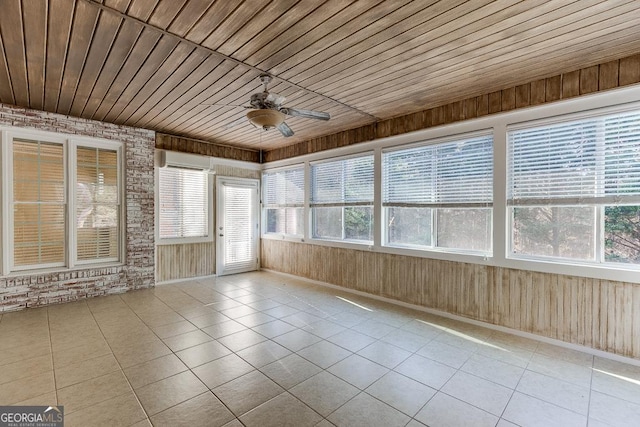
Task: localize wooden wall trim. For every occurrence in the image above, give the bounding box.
[261,239,640,360]
[264,53,640,162]
[156,133,260,163]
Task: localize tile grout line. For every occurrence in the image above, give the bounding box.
[46,306,60,407]
[85,294,154,425]
[117,283,256,425]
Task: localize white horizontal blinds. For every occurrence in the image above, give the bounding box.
[13,139,65,267]
[603,112,640,198]
[263,167,304,236]
[263,167,304,207]
[159,167,208,239]
[76,147,119,261]
[383,135,493,208]
[508,110,640,205]
[311,154,374,206]
[223,184,255,269]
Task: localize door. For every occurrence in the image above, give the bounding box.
[216,177,260,276]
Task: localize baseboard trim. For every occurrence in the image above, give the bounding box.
[155,273,218,286]
[261,268,640,367]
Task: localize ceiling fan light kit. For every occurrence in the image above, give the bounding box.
[219,73,331,137]
[246,109,286,129]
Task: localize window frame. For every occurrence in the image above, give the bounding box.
[381,131,494,255]
[155,166,214,245]
[506,107,640,267]
[309,152,375,245]
[1,127,125,276]
[261,164,305,239]
[261,86,640,283]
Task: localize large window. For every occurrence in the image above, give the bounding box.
[262,166,304,236]
[383,134,493,253]
[311,154,374,243]
[76,146,120,262]
[158,167,209,240]
[2,133,123,274]
[13,139,66,268]
[508,110,640,265]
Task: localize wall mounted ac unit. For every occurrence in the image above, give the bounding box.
[157,150,216,173]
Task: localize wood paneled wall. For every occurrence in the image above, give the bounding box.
[156,133,260,163]
[264,53,640,162]
[156,242,215,282]
[155,165,260,282]
[261,239,640,360]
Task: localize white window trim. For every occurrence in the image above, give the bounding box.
[381,131,494,254]
[71,138,124,267]
[155,166,214,246]
[0,127,125,276]
[262,85,640,283]
[261,164,305,240]
[309,151,375,245]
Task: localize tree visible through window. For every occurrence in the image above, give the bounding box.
[508,110,640,264]
[311,154,374,243]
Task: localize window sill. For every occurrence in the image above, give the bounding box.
[2,261,126,279]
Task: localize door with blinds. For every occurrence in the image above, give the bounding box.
[216,177,260,276]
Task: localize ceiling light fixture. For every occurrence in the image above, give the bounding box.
[246,109,286,130]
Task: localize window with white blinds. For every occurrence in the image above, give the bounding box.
[158,167,209,240]
[383,134,493,252]
[6,136,123,272]
[311,154,374,242]
[13,139,66,268]
[76,147,120,262]
[508,110,640,264]
[262,166,304,236]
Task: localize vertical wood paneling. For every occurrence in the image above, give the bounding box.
[261,239,640,359]
[561,70,579,98]
[579,65,599,94]
[633,284,640,358]
[156,242,215,282]
[599,60,620,90]
[530,79,546,105]
[488,91,501,114]
[619,54,640,86]
[501,87,515,111]
[515,84,530,108]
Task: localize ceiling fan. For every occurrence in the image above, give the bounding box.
[212,74,330,137]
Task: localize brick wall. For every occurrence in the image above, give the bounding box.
[0,104,155,311]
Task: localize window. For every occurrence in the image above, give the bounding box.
[13,139,66,268]
[383,134,493,253]
[158,167,209,240]
[76,146,120,262]
[262,167,304,236]
[508,110,640,265]
[311,154,374,243]
[2,133,123,274]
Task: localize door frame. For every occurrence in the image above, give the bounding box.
[215,176,260,276]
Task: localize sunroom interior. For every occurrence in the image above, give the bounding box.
[1,1,640,426]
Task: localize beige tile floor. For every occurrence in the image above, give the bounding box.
[1,271,639,426]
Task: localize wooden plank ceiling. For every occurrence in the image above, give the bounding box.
[1,0,640,151]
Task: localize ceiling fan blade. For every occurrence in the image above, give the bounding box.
[276,122,294,137]
[201,103,251,108]
[280,107,330,121]
[224,115,247,130]
[266,92,286,106]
